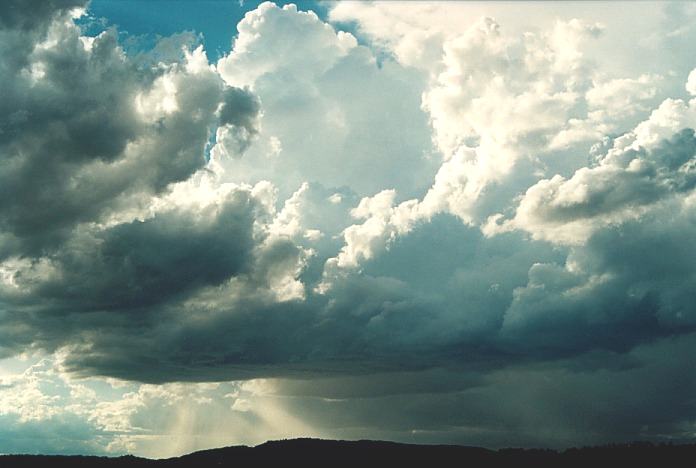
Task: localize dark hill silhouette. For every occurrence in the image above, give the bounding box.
[2,438,696,468]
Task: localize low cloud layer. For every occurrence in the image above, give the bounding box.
[1,0,696,456]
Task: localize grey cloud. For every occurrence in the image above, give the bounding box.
[213,87,261,155]
[263,333,696,449]
[0,0,86,76]
[0,6,261,259]
[218,87,261,133]
[0,0,85,31]
[0,2,267,365]
[511,128,696,245]
[573,129,695,215]
[5,201,695,388]
[490,127,696,357]
[42,193,256,310]
[0,183,278,364]
[501,193,696,357]
[0,30,141,254]
[30,216,561,382]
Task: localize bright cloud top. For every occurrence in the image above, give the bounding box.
[1,0,696,457]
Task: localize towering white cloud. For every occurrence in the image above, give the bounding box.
[215,2,438,199]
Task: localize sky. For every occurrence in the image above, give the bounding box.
[1,0,696,458]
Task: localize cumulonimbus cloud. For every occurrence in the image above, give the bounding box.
[2,0,696,454]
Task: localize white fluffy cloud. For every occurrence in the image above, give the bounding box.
[215,2,438,199]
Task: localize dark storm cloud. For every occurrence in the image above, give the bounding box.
[267,333,696,449]
[37,193,256,311]
[36,209,690,385]
[0,0,85,30]
[3,198,696,387]
[0,2,261,258]
[0,29,140,255]
[0,0,86,73]
[0,1,267,360]
[0,181,278,361]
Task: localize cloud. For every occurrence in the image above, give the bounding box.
[2,0,696,454]
[211,87,261,157]
[4,330,696,457]
[216,2,438,199]
[0,5,261,259]
[687,69,696,96]
[508,97,696,245]
[195,333,696,451]
[1,0,694,384]
[319,14,665,279]
[0,1,276,371]
[0,0,85,31]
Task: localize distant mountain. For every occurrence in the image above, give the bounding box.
[2,438,696,467]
